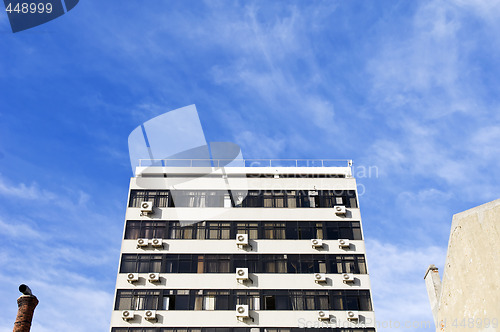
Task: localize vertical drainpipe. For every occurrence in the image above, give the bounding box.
[13,285,39,332]
[424,265,442,328]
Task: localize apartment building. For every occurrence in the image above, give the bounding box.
[110,159,376,332]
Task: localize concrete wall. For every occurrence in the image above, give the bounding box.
[428,198,500,332]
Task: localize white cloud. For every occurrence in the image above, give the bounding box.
[470,126,500,160]
[235,130,286,158]
[203,4,339,143]
[0,175,56,201]
[0,277,113,332]
[0,217,41,239]
[0,174,121,332]
[365,0,500,203]
[366,239,447,331]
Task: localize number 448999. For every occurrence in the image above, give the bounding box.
[5,2,53,14]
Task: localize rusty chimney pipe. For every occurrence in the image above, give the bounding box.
[13,284,39,332]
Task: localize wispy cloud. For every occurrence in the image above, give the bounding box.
[0,175,56,201]
[365,0,500,202]
[0,174,121,332]
[367,239,447,331]
[1,1,499,331]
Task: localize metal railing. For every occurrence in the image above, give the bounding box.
[138,159,353,167]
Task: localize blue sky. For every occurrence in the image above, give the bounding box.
[1,0,500,331]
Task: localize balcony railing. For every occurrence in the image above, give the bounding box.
[138,159,352,167]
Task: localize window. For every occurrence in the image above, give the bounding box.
[120,254,162,273]
[172,191,225,207]
[236,222,259,239]
[124,221,167,239]
[114,289,372,312]
[111,328,376,332]
[264,296,275,310]
[124,220,362,240]
[115,290,161,310]
[120,254,367,274]
[111,329,376,332]
[318,190,358,208]
[129,190,172,208]
[129,189,357,209]
[263,222,286,239]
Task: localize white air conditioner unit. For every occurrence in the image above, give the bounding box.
[311,239,323,249]
[151,238,163,248]
[140,201,154,215]
[137,238,149,248]
[121,310,134,321]
[342,273,355,284]
[309,190,318,196]
[338,239,350,249]
[144,310,157,321]
[317,310,330,321]
[236,234,249,247]
[334,205,346,215]
[148,273,160,283]
[236,304,249,318]
[236,268,249,281]
[127,273,139,283]
[314,273,327,283]
[347,310,359,321]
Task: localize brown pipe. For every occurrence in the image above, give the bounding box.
[13,285,39,332]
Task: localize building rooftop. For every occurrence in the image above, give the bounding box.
[135,159,354,177]
[138,159,352,167]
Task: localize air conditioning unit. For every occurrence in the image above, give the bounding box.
[236,234,249,247]
[137,238,149,248]
[151,238,163,248]
[347,310,359,321]
[236,268,249,281]
[314,273,327,284]
[342,273,355,284]
[334,205,346,215]
[311,239,323,249]
[144,310,157,321]
[140,201,154,215]
[309,190,318,196]
[121,310,134,321]
[148,273,160,283]
[317,310,330,321]
[127,273,139,283]
[338,239,350,249]
[236,304,249,318]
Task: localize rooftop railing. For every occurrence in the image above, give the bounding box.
[138,159,353,168]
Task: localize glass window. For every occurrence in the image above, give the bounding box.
[121,253,369,274]
[314,223,323,239]
[275,294,290,310]
[216,291,230,310]
[286,191,297,208]
[203,295,215,310]
[264,296,275,310]
[120,255,138,273]
[175,294,190,310]
[345,296,359,310]
[164,295,175,310]
[287,255,300,274]
[243,191,262,207]
[124,221,141,239]
[115,290,133,310]
[297,222,313,239]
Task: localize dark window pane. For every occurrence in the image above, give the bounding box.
[175,295,190,310]
[264,296,276,310]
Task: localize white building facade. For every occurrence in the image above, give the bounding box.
[110,160,376,332]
